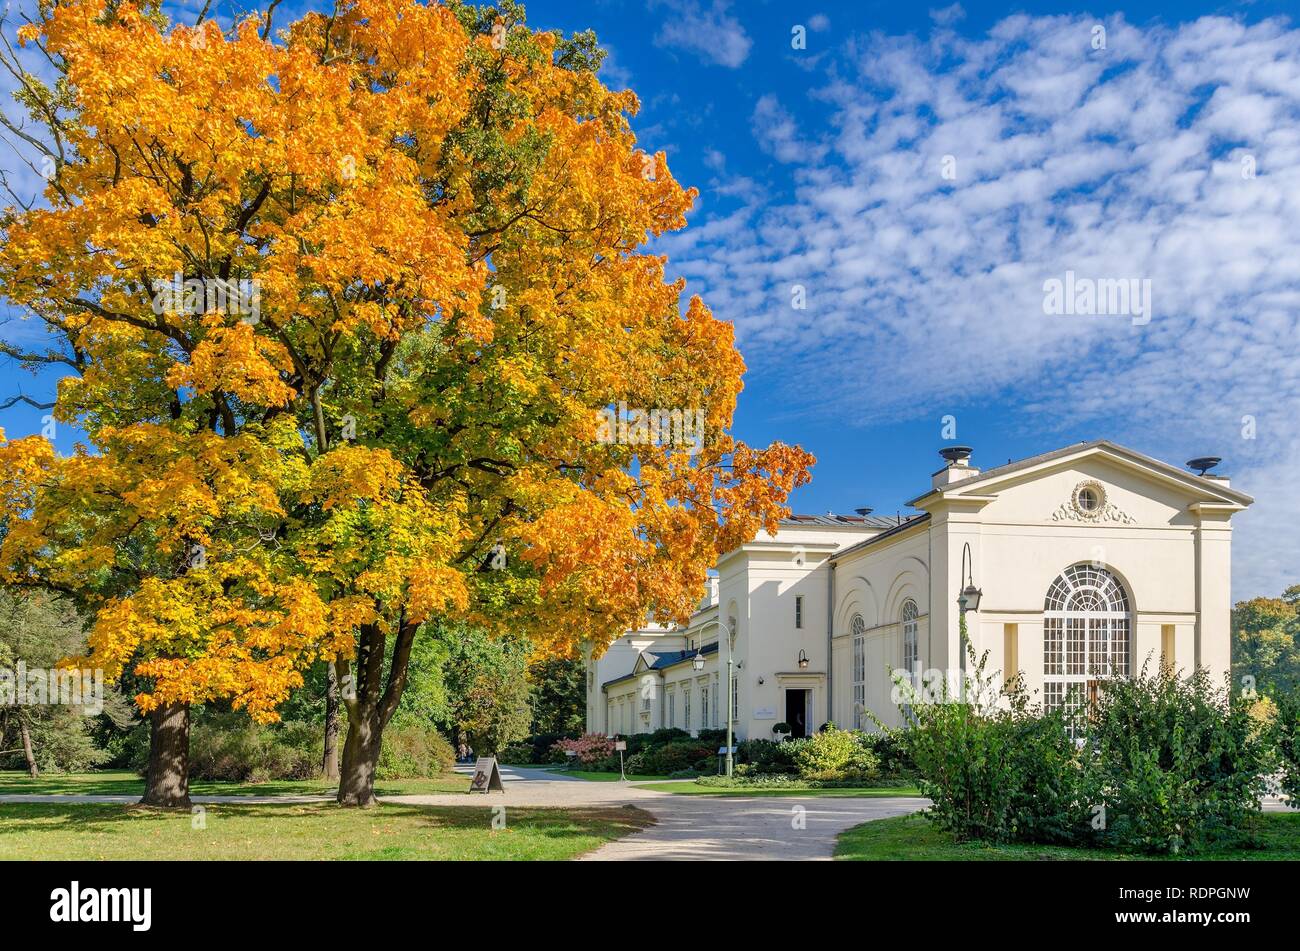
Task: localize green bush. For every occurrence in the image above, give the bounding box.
[183,713,319,783]
[1268,689,1300,806]
[791,727,878,781]
[627,739,717,775]
[376,722,456,779]
[898,648,1093,845]
[857,730,916,777]
[496,742,535,765]
[737,738,798,774]
[1090,666,1265,855]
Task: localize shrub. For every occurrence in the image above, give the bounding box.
[375,722,456,779]
[791,727,878,781]
[551,733,617,766]
[1271,689,1300,806]
[737,738,798,774]
[185,713,319,783]
[495,742,535,765]
[629,739,717,775]
[668,768,700,779]
[899,648,1093,845]
[1089,666,1266,855]
[857,730,916,776]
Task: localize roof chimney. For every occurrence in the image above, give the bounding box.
[933,446,980,489]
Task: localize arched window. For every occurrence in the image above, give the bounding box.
[1043,564,1131,719]
[851,614,866,729]
[901,600,919,678]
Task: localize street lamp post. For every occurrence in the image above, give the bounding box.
[956,541,983,702]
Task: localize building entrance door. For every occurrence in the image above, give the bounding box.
[785,688,810,738]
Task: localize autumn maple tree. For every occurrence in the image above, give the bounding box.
[0,0,813,807]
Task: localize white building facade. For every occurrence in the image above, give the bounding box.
[586,441,1252,740]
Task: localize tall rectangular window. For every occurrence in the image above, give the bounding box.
[1161,624,1176,672]
[667,691,676,729]
[701,685,709,730]
[731,673,739,720]
[795,595,804,629]
[683,689,692,732]
[852,633,866,729]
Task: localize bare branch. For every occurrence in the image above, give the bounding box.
[0,394,54,411]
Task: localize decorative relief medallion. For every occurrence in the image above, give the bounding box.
[1051,480,1136,524]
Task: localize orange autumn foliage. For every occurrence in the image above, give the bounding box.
[0,0,813,723]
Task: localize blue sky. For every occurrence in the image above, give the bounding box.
[2,0,1299,599]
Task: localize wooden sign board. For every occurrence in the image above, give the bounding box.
[613,741,627,751]
[469,756,504,793]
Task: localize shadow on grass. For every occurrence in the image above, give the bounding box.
[0,801,657,860]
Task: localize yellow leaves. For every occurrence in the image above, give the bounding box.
[167,319,297,408]
[301,444,404,511]
[0,434,57,520]
[407,562,468,624]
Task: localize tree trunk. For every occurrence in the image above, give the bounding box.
[18,716,38,779]
[141,701,191,807]
[322,664,340,781]
[336,619,420,807]
[337,703,383,807]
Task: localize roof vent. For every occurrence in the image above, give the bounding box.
[854,507,873,516]
[939,446,973,465]
[1187,456,1221,477]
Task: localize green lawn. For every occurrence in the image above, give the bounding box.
[835,811,1300,861]
[638,781,923,797]
[534,768,678,783]
[0,769,469,798]
[0,801,654,860]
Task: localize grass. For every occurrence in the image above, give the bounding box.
[0,769,470,798]
[536,768,677,783]
[638,781,923,797]
[835,811,1300,861]
[0,801,655,860]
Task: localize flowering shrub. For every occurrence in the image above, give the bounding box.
[551,733,617,766]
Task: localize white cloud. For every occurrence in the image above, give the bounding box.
[651,0,752,69]
[930,4,965,28]
[808,14,831,34]
[751,94,828,164]
[657,14,1300,599]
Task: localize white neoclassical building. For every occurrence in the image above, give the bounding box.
[585,441,1252,740]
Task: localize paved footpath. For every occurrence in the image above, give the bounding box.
[390,766,928,861]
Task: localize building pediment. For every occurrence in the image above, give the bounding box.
[911,440,1252,517]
